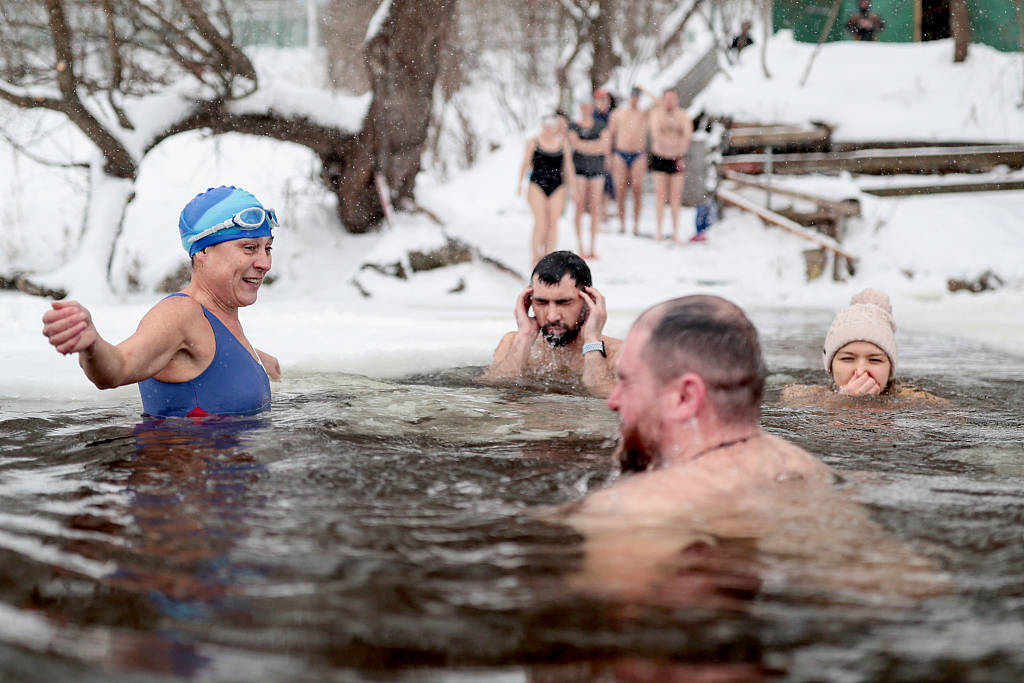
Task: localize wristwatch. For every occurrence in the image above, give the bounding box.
[582,340,606,357]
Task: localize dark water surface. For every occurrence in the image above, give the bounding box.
[0,314,1022,682]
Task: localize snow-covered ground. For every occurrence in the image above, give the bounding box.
[2,34,1023,412]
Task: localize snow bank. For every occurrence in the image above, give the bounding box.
[698,31,1024,143]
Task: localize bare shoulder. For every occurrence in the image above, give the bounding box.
[144,294,204,326]
[758,433,834,485]
[892,384,951,407]
[601,335,624,366]
[561,469,699,525]
[492,330,518,357]
[141,294,212,343]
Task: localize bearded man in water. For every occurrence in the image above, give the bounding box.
[482,251,621,397]
[550,296,947,603]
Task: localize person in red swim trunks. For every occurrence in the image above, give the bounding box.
[41,185,282,418]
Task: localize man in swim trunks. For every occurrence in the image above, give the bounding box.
[607,86,649,235]
[482,251,621,398]
[648,89,693,242]
[41,186,282,418]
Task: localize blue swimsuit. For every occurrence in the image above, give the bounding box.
[139,294,271,418]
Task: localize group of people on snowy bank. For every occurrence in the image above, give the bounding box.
[41,185,943,545]
[516,86,699,265]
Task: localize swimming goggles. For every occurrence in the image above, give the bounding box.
[186,206,279,245]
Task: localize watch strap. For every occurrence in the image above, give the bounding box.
[582,340,606,357]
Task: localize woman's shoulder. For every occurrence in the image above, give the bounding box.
[889,382,951,407]
[779,381,950,408]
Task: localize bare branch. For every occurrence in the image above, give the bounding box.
[658,0,706,54]
[0,127,90,169]
[125,0,214,62]
[101,0,134,129]
[179,0,257,86]
[43,0,78,101]
[147,101,355,159]
[0,78,65,110]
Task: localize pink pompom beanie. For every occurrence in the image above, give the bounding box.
[823,288,898,377]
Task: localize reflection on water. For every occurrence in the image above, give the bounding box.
[0,315,1022,681]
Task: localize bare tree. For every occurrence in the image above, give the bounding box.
[0,0,458,289]
[324,0,379,93]
[334,0,457,225]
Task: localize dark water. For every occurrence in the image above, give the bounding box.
[0,314,1022,682]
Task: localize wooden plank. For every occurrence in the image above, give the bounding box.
[724,171,861,216]
[862,179,1024,197]
[721,144,1024,175]
[726,126,831,148]
[716,187,858,262]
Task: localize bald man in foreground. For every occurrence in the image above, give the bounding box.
[573,295,832,512]
[551,295,947,603]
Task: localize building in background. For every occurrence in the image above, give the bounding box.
[231,0,326,48]
[774,0,1020,52]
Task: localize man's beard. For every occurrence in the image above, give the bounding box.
[614,423,658,474]
[542,312,585,347]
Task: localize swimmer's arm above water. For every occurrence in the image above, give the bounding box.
[255,349,282,381]
[42,298,192,390]
[481,286,539,381]
[578,287,619,398]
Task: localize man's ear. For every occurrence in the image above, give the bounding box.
[662,371,707,423]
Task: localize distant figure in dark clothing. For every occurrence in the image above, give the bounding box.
[847,0,885,41]
[593,89,616,211]
[730,21,755,53]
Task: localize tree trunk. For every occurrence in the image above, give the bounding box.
[336,0,458,232]
[951,0,970,63]
[590,0,619,90]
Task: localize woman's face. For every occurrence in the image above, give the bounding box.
[830,341,891,395]
[195,236,273,308]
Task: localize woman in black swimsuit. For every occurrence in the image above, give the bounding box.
[517,115,575,266]
[569,101,610,259]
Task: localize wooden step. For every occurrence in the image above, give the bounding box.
[721,145,1024,176]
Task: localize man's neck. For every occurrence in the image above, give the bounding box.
[660,421,761,467]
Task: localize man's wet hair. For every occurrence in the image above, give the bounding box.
[531,250,592,289]
[639,295,765,425]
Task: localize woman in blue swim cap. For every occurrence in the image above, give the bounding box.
[41,186,282,418]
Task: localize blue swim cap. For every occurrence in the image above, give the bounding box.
[179,186,275,257]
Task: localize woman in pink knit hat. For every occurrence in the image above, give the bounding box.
[782,289,946,405]
[822,288,898,396]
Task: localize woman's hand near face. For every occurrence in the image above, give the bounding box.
[838,370,882,397]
